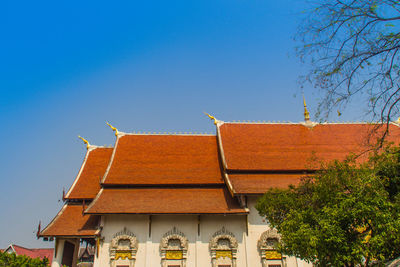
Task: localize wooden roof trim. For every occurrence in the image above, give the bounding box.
[216,123,235,197]
[64,150,91,199]
[84,188,104,214]
[39,204,68,237]
[100,136,121,184]
[39,204,100,238]
[65,146,111,199]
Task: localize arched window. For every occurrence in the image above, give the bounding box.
[209,227,238,267]
[109,228,138,267]
[160,227,188,267]
[258,229,286,267]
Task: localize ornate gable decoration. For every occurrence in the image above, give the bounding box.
[258,229,283,266]
[110,227,138,267]
[258,228,281,250]
[160,227,188,267]
[210,227,238,267]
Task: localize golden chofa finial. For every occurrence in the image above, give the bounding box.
[78,135,90,149]
[106,122,119,136]
[204,112,220,125]
[303,94,310,121]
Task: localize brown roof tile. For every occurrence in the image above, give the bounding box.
[218,123,400,171]
[102,135,224,185]
[11,245,53,263]
[65,147,113,200]
[40,204,99,237]
[85,188,247,214]
[229,174,304,194]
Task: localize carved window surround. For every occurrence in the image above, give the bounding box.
[210,227,238,267]
[258,229,286,267]
[110,228,138,267]
[160,227,188,267]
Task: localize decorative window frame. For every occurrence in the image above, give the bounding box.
[209,227,238,267]
[109,227,138,267]
[160,227,188,267]
[258,229,286,267]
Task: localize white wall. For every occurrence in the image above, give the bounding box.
[247,196,312,267]
[93,199,313,267]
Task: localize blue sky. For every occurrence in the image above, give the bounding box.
[0,0,363,248]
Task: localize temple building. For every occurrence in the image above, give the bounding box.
[39,109,400,267]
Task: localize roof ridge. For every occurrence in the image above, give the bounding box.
[122,131,215,136]
[224,121,389,125]
[12,244,32,250]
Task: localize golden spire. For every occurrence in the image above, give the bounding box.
[303,94,310,121]
[78,135,90,149]
[204,112,220,125]
[106,122,119,136]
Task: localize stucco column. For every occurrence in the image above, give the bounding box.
[71,238,80,267]
[243,230,249,267]
[195,215,201,267]
[51,238,65,267]
[144,215,152,266]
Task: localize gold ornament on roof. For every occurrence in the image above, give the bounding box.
[106,122,119,136]
[303,94,310,121]
[78,135,90,149]
[204,112,219,125]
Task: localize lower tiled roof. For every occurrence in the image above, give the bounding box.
[11,245,53,263]
[85,188,247,214]
[229,174,304,194]
[40,204,99,237]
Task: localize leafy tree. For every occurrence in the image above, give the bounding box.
[0,251,49,267]
[256,146,400,266]
[297,0,400,131]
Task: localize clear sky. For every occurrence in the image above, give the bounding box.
[0,0,363,248]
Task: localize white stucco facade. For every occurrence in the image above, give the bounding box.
[91,197,312,267]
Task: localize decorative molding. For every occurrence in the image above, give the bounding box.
[210,227,238,267]
[109,228,138,267]
[258,229,286,267]
[160,227,188,267]
[258,228,281,250]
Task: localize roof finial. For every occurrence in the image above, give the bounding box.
[36,221,41,239]
[62,187,66,202]
[78,136,90,149]
[106,122,119,136]
[303,94,310,121]
[204,112,221,125]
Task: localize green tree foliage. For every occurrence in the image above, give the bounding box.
[0,251,49,267]
[256,146,400,266]
[297,0,400,127]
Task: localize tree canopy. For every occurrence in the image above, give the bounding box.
[0,251,49,267]
[256,145,400,266]
[297,0,400,128]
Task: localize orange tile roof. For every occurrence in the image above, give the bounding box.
[229,174,304,194]
[85,188,247,214]
[218,123,400,171]
[102,135,224,185]
[10,245,53,263]
[65,147,113,200]
[40,204,99,237]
